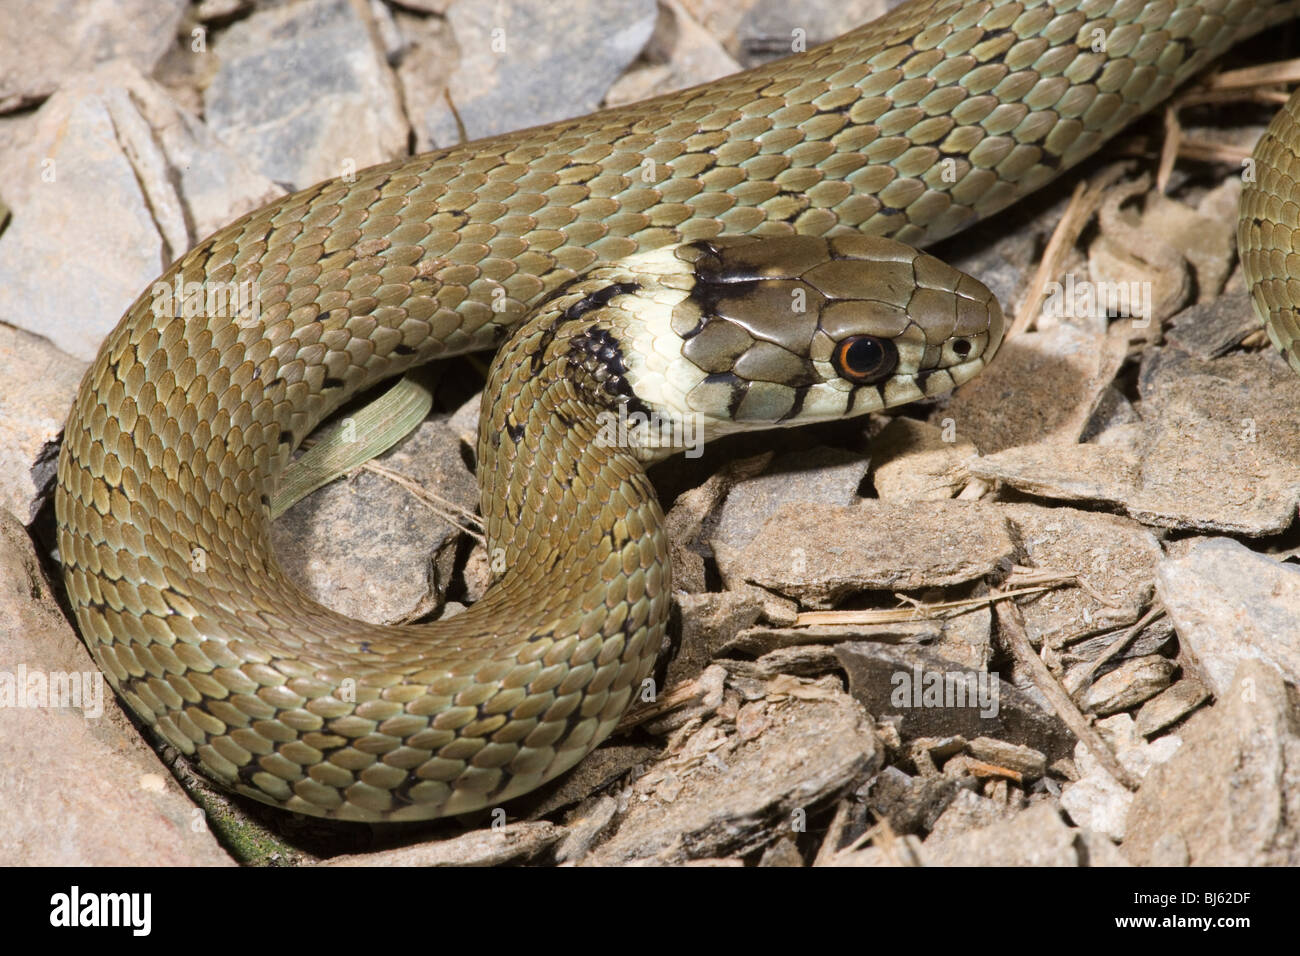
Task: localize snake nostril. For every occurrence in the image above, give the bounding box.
[952,338,971,357]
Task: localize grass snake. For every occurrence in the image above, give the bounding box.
[54,0,1300,821]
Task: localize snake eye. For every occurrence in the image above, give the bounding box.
[952,338,971,357]
[832,335,897,384]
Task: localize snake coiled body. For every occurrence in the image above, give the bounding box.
[55,0,1300,820]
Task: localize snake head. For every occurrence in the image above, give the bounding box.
[609,234,1004,456]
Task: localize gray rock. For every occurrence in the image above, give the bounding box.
[1128,348,1300,534]
[1060,714,1180,841]
[1166,291,1260,360]
[605,0,740,107]
[969,349,1300,535]
[1001,503,1162,643]
[669,589,764,687]
[707,446,870,553]
[272,417,478,625]
[968,443,1138,510]
[0,74,167,360]
[415,0,656,148]
[0,509,233,865]
[0,0,186,111]
[921,801,1078,866]
[694,0,887,67]
[925,787,1018,840]
[720,607,990,674]
[206,0,408,190]
[1124,660,1300,866]
[0,326,86,521]
[862,766,960,834]
[1156,537,1300,694]
[0,62,283,361]
[583,686,879,863]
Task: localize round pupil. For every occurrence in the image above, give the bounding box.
[845,337,883,372]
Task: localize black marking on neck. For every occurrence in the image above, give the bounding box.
[531,280,642,375]
[505,419,525,444]
[565,281,642,322]
[568,325,653,418]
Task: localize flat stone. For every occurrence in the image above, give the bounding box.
[706,446,870,554]
[0,509,233,865]
[695,0,888,67]
[0,0,186,111]
[970,348,1300,535]
[966,737,1047,779]
[1134,678,1211,737]
[605,0,740,107]
[1065,616,1174,671]
[669,590,764,686]
[1001,503,1162,642]
[1155,537,1300,695]
[0,62,283,361]
[206,0,408,190]
[325,820,560,866]
[969,443,1138,511]
[1167,291,1260,360]
[1128,348,1300,533]
[1077,655,1176,716]
[722,608,991,673]
[0,71,168,361]
[870,417,978,501]
[583,684,879,864]
[415,0,656,148]
[716,499,1015,608]
[921,801,1078,866]
[1124,660,1300,866]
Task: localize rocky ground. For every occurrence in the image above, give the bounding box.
[1,0,1298,866]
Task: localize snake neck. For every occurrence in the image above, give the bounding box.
[476,273,670,603]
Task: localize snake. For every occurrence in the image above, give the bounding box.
[53,0,1300,823]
